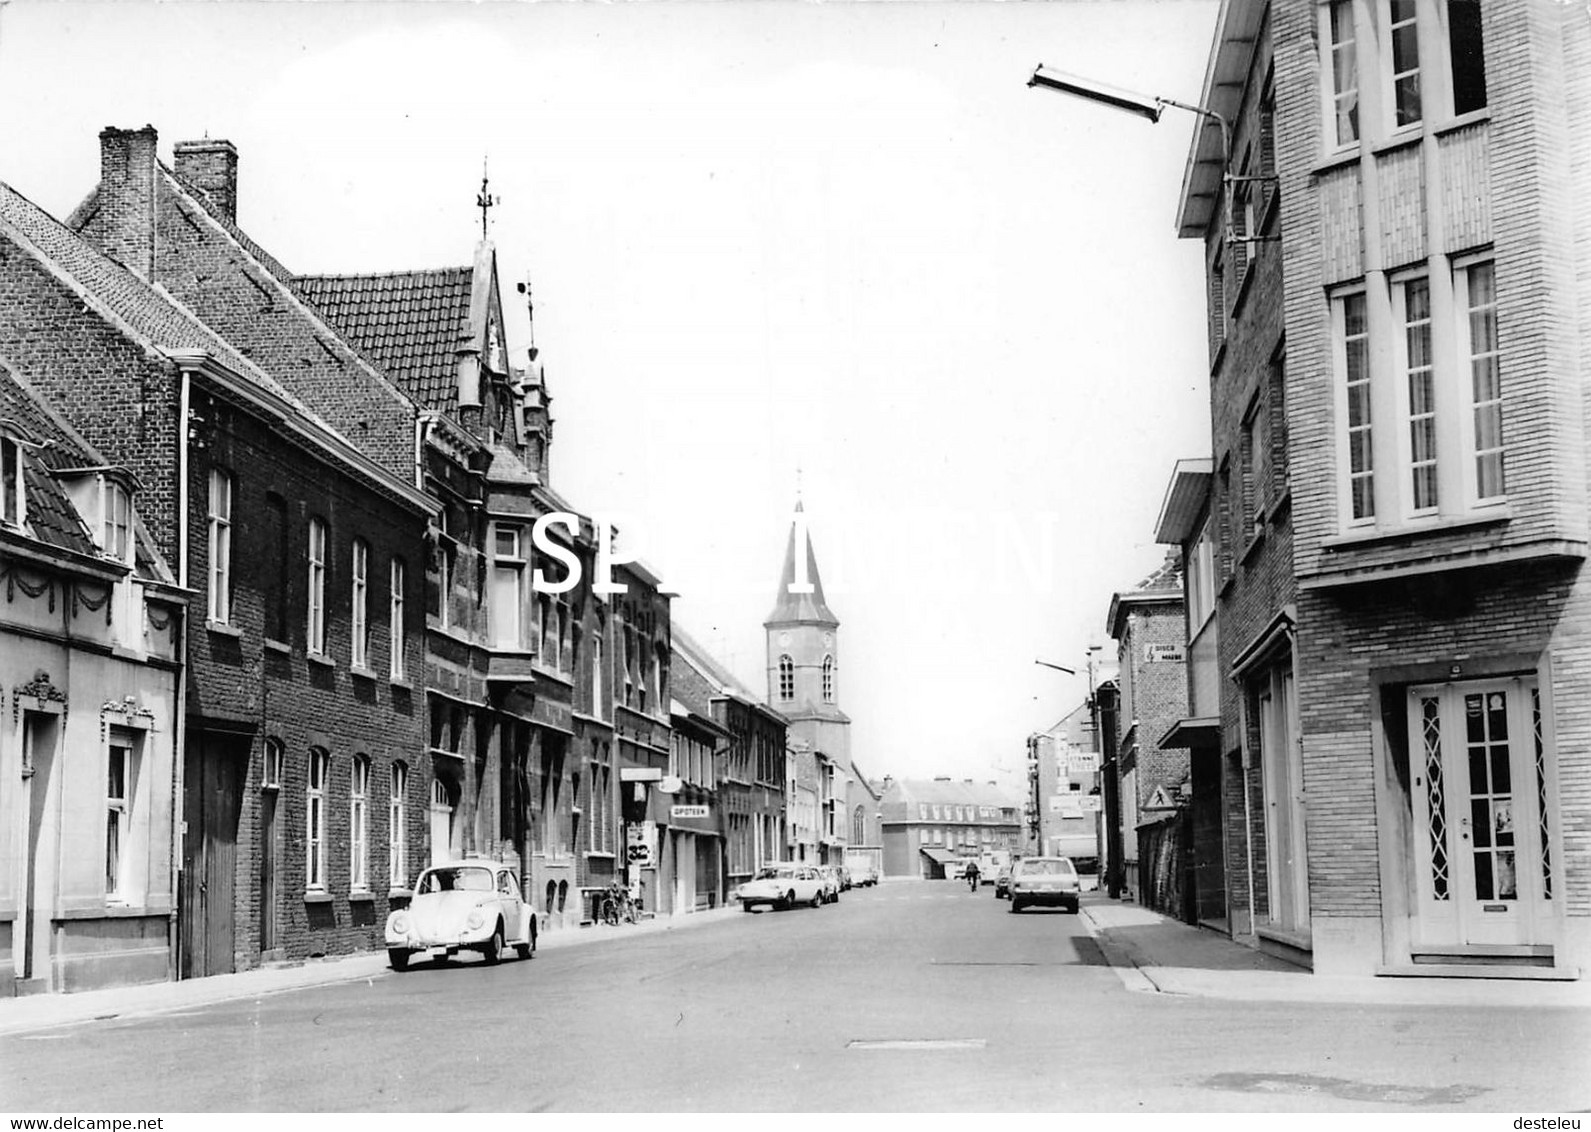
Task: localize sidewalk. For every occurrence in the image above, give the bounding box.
[0,903,741,1038]
[1080,894,1591,1008]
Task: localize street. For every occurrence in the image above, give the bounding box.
[2,880,1587,1112]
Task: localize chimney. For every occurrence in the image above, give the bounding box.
[173,138,238,222]
[97,126,159,279]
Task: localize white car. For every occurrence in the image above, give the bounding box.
[816,865,841,904]
[385,860,537,970]
[736,864,824,911]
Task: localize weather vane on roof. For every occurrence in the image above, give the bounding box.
[477,156,500,240]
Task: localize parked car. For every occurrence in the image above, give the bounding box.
[737,864,824,911]
[385,860,537,970]
[1008,856,1081,914]
[993,860,1016,899]
[816,865,841,903]
[844,852,882,886]
[836,865,853,891]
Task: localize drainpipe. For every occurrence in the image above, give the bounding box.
[171,363,192,980]
[1240,701,1258,940]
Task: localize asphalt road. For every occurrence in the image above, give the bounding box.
[3,881,1588,1112]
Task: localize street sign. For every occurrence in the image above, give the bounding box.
[670,804,709,819]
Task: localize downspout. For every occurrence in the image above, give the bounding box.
[1240,694,1258,940]
[171,363,192,980]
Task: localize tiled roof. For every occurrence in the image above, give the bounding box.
[0,182,288,404]
[1,362,175,586]
[0,367,97,558]
[68,165,419,480]
[881,777,1023,812]
[672,622,769,709]
[293,268,474,413]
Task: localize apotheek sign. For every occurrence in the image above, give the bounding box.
[670,804,710,819]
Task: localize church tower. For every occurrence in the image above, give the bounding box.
[765,502,853,862]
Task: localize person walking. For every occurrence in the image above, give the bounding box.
[965,859,981,891]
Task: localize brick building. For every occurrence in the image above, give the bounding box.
[0,358,183,994]
[671,624,787,888]
[1182,0,1590,977]
[0,135,435,980]
[1105,557,1192,913]
[1154,458,1231,932]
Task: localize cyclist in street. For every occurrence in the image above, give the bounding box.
[965,859,981,891]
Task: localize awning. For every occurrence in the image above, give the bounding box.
[919,846,960,866]
[1159,716,1221,750]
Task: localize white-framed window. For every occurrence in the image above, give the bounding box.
[106,735,136,899]
[390,557,406,680]
[1388,0,1422,129]
[1455,257,1504,503]
[493,524,526,649]
[307,518,327,655]
[0,434,22,529]
[1325,0,1360,146]
[1322,1,1486,153]
[350,754,370,892]
[307,747,329,890]
[822,655,835,703]
[207,468,233,624]
[102,479,132,563]
[1393,274,1438,515]
[263,738,284,790]
[389,761,408,888]
[591,631,604,718]
[351,538,370,669]
[1335,288,1375,523]
[778,654,794,701]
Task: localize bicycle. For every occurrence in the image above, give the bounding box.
[598,884,638,926]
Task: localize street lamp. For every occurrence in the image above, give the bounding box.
[1027,65,1275,251]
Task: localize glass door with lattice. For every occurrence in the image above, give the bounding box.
[1407,680,1554,949]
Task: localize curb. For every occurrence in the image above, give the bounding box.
[1078,906,1164,996]
[0,905,744,1038]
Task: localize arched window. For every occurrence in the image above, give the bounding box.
[390,762,408,887]
[852,805,866,845]
[778,655,794,701]
[349,754,370,891]
[822,655,835,703]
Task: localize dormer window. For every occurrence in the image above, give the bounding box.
[102,479,132,563]
[1,435,22,528]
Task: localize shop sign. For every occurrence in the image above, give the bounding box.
[626,821,657,868]
[1078,795,1102,812]
[1145,643,1186,663]
[670,804,710,819]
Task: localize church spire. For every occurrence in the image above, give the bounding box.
[764,500,838,627]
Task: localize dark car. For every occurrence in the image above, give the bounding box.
[1007,856,1081,914]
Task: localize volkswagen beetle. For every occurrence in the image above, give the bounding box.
[385,860,536,970]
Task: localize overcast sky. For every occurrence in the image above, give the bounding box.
[0,0,1218,792]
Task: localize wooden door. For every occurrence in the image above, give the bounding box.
[181,734,245,978]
